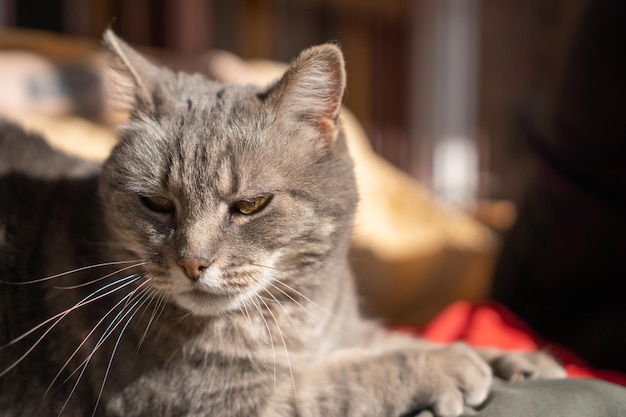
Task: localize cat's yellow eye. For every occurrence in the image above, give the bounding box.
[141,196,175,213]
[233,196,271,215]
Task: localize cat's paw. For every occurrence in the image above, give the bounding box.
[488,350,566,381]
[416,343,492,417]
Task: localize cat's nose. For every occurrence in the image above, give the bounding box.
[177,257,211,281]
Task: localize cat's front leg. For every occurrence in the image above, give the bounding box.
[355,322,566,384]
[477,348,566,381]
[263,343,492,417]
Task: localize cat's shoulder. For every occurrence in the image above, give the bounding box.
[0,119,102,248]
[0,119,98,179]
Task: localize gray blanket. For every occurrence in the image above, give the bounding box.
[410,379,626,417]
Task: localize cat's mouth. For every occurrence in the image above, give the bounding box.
[172,285,263,316]
[176,289,231,309]
[142,255,280,315]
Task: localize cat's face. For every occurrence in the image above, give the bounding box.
[99,32,356,316]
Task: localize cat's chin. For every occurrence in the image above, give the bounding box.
[171,289,252,316]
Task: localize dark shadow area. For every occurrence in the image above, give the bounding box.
[0,167,102,415]
[492,0,626,372]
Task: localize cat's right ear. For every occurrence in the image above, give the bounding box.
[102,29,161,113]
[263,44,346,145]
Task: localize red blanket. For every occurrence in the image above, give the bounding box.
[401,301,626,387]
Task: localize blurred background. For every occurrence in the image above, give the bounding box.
[0,0,587,205]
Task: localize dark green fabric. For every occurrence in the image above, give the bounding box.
[408,379,626,417]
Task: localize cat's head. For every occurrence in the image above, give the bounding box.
[99,31,357,316]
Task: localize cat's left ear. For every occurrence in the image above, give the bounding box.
[266,44,346,144]
[102,29,164,113]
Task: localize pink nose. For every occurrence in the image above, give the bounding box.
[177,258,210,281]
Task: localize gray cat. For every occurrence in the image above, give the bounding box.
[0,31,564,417]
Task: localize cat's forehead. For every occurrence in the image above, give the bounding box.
[125,80,284,198]
[165,126,279,195]
[165,74,263,122]
[140,74,271,154]
[162,80,274,160]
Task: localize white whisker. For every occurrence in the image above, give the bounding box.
[247,264,330,321]
[262,290,303,341]
[62,281,153,385]
[0,274,142,378]
[45,278,152,397]
[257,295,298,410]
[249,296,276,387]
[272,279,335,318]
[57,282,153,416]
[55,261,152,290]
[264,280,330,327]
[132,288,158,327]
[0,260,150,285]
[1,274,140,349]
[136,291,166,351]
[239,300,256,338]
[90,285,154,417]
[250,262,284,273]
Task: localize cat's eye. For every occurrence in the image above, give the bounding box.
[232,195,272,215]
[140,196,175,213]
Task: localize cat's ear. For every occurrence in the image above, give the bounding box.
[102,29,162,113]
[266,44,346,143]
